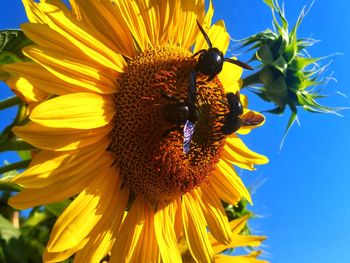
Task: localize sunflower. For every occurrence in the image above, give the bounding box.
[4,0,268,262]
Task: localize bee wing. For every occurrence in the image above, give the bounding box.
[241,111,265,127]
[183,120,195,154]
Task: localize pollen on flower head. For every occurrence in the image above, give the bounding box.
[108,44,230,203]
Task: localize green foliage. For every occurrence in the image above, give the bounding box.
[0,196,71,263]
[241,0,342,138]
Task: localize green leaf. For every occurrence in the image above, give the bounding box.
[0,30,32,63]
[0,215,21,242]
[22,211,48,228]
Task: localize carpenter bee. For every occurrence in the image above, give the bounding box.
[222,92,264,135]
[163,71,199,154]
[192,20,253,81]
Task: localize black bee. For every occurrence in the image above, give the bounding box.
[222,92,264,135]
[163,71,199,154]
[192,20,253,81]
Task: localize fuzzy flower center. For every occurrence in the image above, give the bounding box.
[109,45,229,202]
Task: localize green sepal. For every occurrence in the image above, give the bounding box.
[280,104,298,148]
[289,57,320,71]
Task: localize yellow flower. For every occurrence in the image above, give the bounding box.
[4,0,268,262]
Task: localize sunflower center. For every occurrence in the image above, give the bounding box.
[109,44,229,202]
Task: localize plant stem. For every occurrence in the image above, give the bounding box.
[0,181,22,191]
[0,139,34,152]
[0,96,21,110]
[241,71,263,88]
[0,159,31,175]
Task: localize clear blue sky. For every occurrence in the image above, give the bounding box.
[1,1,349,263]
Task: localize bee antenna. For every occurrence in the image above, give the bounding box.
[224,58,254,70]
[196,19,212,48]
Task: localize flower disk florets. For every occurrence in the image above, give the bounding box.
[109,45,229,202]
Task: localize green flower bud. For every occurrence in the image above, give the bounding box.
[241,0,342,137]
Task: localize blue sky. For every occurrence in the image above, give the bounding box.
[1,1,349,263]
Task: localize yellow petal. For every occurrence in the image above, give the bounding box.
[47,166,120,253]
[23,46,119,94]
[111,195,159,263]
[194,20,229,55]
[13,122,111,151]
[134,0,160,46]
[175,0,206,49]
[222,135,268,170]
[219,58,243,94]
[208,170,241,205]
[43,241,88,263]
[228,235,266,248]
[3,62,114,95]
[21,23,78,54]
[6,76,48,103]
[12,139,110,188]
[29,93,114,129]
[203,0,214,29]
[112,0,151,51]
[70,0,135,58]
[158,1,172,44]
[196,186,233,244]
[70,173,129,263]
[8,166,95,210]
[170,197,183,240]
[36,2,126,72]
[22,0,45,23]
[216,159,252,204]
[230,215,250,236]
[210,216,266,254]
[182,192,214,263]
[154,201,182,263]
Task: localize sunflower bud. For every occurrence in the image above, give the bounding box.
[241,0,341,134]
